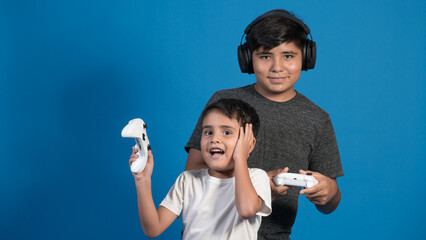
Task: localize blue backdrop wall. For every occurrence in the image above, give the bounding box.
[1,0,425,239]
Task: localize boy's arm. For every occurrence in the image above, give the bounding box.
[135,180,177,238]
[130,148,178,238]
[299,170,341,214]
[299,116,342,214]
[185,148,207,170]
[233,124,264,219]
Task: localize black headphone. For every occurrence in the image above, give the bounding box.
[237,9,316,74]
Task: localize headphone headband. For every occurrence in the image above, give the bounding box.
[244,9,311,36]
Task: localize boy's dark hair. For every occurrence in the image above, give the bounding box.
[201,98,260,137]
[246,10,307,53]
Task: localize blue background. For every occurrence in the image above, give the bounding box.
[1,0,425,239]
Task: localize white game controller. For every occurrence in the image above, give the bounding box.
[121,118,151,174]
[273,173,318,188]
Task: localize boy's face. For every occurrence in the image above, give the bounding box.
[201,109,241,178]
[252,41,302,102]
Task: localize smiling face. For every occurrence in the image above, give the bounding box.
[252,41,303,102]
[201,109,241,178]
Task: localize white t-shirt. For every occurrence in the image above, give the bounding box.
[160,168,272,240]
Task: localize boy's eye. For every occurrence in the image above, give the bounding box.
[204,130,212,136]
[223,131,232,135]
[260,55,270,60]
[284,55,294,59]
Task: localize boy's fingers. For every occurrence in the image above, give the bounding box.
[132,146,138,153]
[243,123,253,141]
[271,185,289,195]
[268,168,284,177]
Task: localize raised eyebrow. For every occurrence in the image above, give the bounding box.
[220,125,237,131]
[202,125,237,131]
[202,125,213,130]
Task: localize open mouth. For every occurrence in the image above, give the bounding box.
[210,148,225,158]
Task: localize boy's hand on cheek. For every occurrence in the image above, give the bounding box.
[232,124,254,163]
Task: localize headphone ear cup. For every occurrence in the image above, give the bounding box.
[303,39,316,70]
[238,43,253,74]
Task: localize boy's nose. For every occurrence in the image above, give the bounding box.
[271,58,284,72]
[211,134,221,143]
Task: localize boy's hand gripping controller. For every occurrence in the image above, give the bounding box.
[121,118,151,173]
[273,173,318,188]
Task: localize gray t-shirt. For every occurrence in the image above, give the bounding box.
[185,84,344,240]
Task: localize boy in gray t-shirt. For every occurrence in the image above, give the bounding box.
[185,9,344,240]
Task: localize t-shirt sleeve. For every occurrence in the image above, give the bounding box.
[184,92,223,152]
[309,115,344,178]
[160,173,186,216]
[250,168,272,217]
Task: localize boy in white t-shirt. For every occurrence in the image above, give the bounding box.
[129,98,271,239]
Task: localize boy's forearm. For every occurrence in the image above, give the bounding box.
[185,148,207,170]
[234,161,262,219]
[135,180,164,238]
[315,180,341,214]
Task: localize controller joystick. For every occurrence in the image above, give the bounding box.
[121,118,151,173]
[273,173,318,188]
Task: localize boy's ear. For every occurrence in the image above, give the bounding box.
[249,137,256,154]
